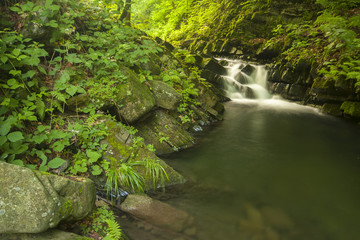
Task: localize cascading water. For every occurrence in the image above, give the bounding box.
[218,58,271,100]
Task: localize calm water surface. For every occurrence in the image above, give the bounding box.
[163,100,360,240]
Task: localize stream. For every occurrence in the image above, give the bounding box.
[159,59,360,240]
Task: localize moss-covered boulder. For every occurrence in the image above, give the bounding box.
[149,80,181,110]
[66,93,90,112]
[101,120,186,190]
[135,110,195,155]
[0,162,95,234]
[322,103,342,117]
[113,67,156,123]
[340,101,360,118]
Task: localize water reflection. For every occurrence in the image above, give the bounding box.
[164,101,360,240]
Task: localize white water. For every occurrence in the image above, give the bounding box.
[218,58,271,100]
[217,58,323,115]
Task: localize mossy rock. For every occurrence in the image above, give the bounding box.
[113,67,156,123]
[322,103,342,117]
[340,101,360,118]
[135,110,195,155]
[102,130,186,190]
[139,53,162,75]
[66,93,90,112]
[149,80,181,110]
[0,162,95,234]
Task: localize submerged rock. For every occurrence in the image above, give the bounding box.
[120,194,194,233]
[0,162,96,234]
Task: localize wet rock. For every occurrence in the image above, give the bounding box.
[234,72,249,84]
[241,64,256,76]
[197,84,220,108]
[0,229,89,240]
[120,194,193,233]
[0,162,95,234]
[288,84,306,99]
[149,80,181,110]
[200,70,224,88]
[135,110,195,155]
[242,86,256,99]
[203,59,227,76]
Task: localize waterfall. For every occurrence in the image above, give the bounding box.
[217,58,271,100]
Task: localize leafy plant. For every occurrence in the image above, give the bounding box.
[81,206,124,240]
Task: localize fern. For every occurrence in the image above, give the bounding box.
[104,219,123,240]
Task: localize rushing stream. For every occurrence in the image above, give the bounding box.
[160,59,360,240]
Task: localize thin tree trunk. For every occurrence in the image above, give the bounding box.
[120,0,131,26]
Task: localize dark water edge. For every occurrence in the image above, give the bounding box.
[160,100,360,240]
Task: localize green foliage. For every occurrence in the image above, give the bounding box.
[81,206,124,240]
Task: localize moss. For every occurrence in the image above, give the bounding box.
[59,199,74,216]
[340,101,360,118]
[322,103,342,117]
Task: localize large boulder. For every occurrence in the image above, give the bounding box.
[101,119,187,190]
[113,67,156,123]
[135,110,195,155]
[149,80,181,110]
[203,58,227,76]
[120,194,194,233]
[0,162,96,234]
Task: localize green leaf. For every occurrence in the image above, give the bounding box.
[32,134,48,144]
[1,55,8,63]
[91,165,102,175]
[9,6,21,12]
[10,160,24,166]
[12,48,21,57]
[46,20,58,28]
[7,131,24,142]
[38,65,47,74]
[22,70,36,79]
[74,164,88,173]
[65,85,78,96]
[0,136,7,145]
[49,4,60,11]
[51,139,69,152]
[9,70,21,76]
[39,165,48,172]
[86,150,101,163]
[48,157,66,169]
[25,164,37,170]
[0,122,11,136]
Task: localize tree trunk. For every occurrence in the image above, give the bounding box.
[120,0,131,26]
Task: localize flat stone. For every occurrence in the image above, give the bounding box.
[120,194,193,233]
